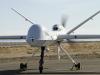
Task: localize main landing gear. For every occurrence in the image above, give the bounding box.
[71,62,80,70]
[20,63,27,71]
[39,46,45,73]
[57,42,80,70]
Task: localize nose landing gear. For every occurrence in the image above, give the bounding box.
[39,46,45,74]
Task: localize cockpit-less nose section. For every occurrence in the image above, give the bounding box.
[26,24,46,47]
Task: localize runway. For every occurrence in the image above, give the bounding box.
[0,57,100,75]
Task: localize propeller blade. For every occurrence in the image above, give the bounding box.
[61,15,68,27]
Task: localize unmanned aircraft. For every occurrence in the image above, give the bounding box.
[0,8,100,73]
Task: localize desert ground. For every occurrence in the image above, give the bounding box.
[0,42,100,59]
[0,42,100,75]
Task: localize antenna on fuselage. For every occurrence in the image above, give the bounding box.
[11,8,34,24]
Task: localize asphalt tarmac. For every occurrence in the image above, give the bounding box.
[0,57,100,75]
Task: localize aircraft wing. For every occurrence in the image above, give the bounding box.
[0,35,26,39]
[58,35,100,42]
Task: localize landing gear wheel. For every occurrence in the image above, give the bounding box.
[71,63,80,70]
[20,63,27,71]
[75,63,80,70]
[39,66,43,74]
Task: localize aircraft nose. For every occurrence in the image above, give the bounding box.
[26,24,46,46]
[27,24,42,40]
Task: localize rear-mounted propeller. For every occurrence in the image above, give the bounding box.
[61,15,68,28]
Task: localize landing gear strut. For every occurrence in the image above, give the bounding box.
[39,46,45,73]
[57,42,80,70]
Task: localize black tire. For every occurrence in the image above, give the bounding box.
[75,63,80,70]
[20,63,27,71]
[24,63,27,70]
[20,63,24,70]
[39,66,43,74]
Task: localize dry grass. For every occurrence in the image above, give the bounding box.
[0,42,100,58]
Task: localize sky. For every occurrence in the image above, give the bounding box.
[0,0,100,35]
